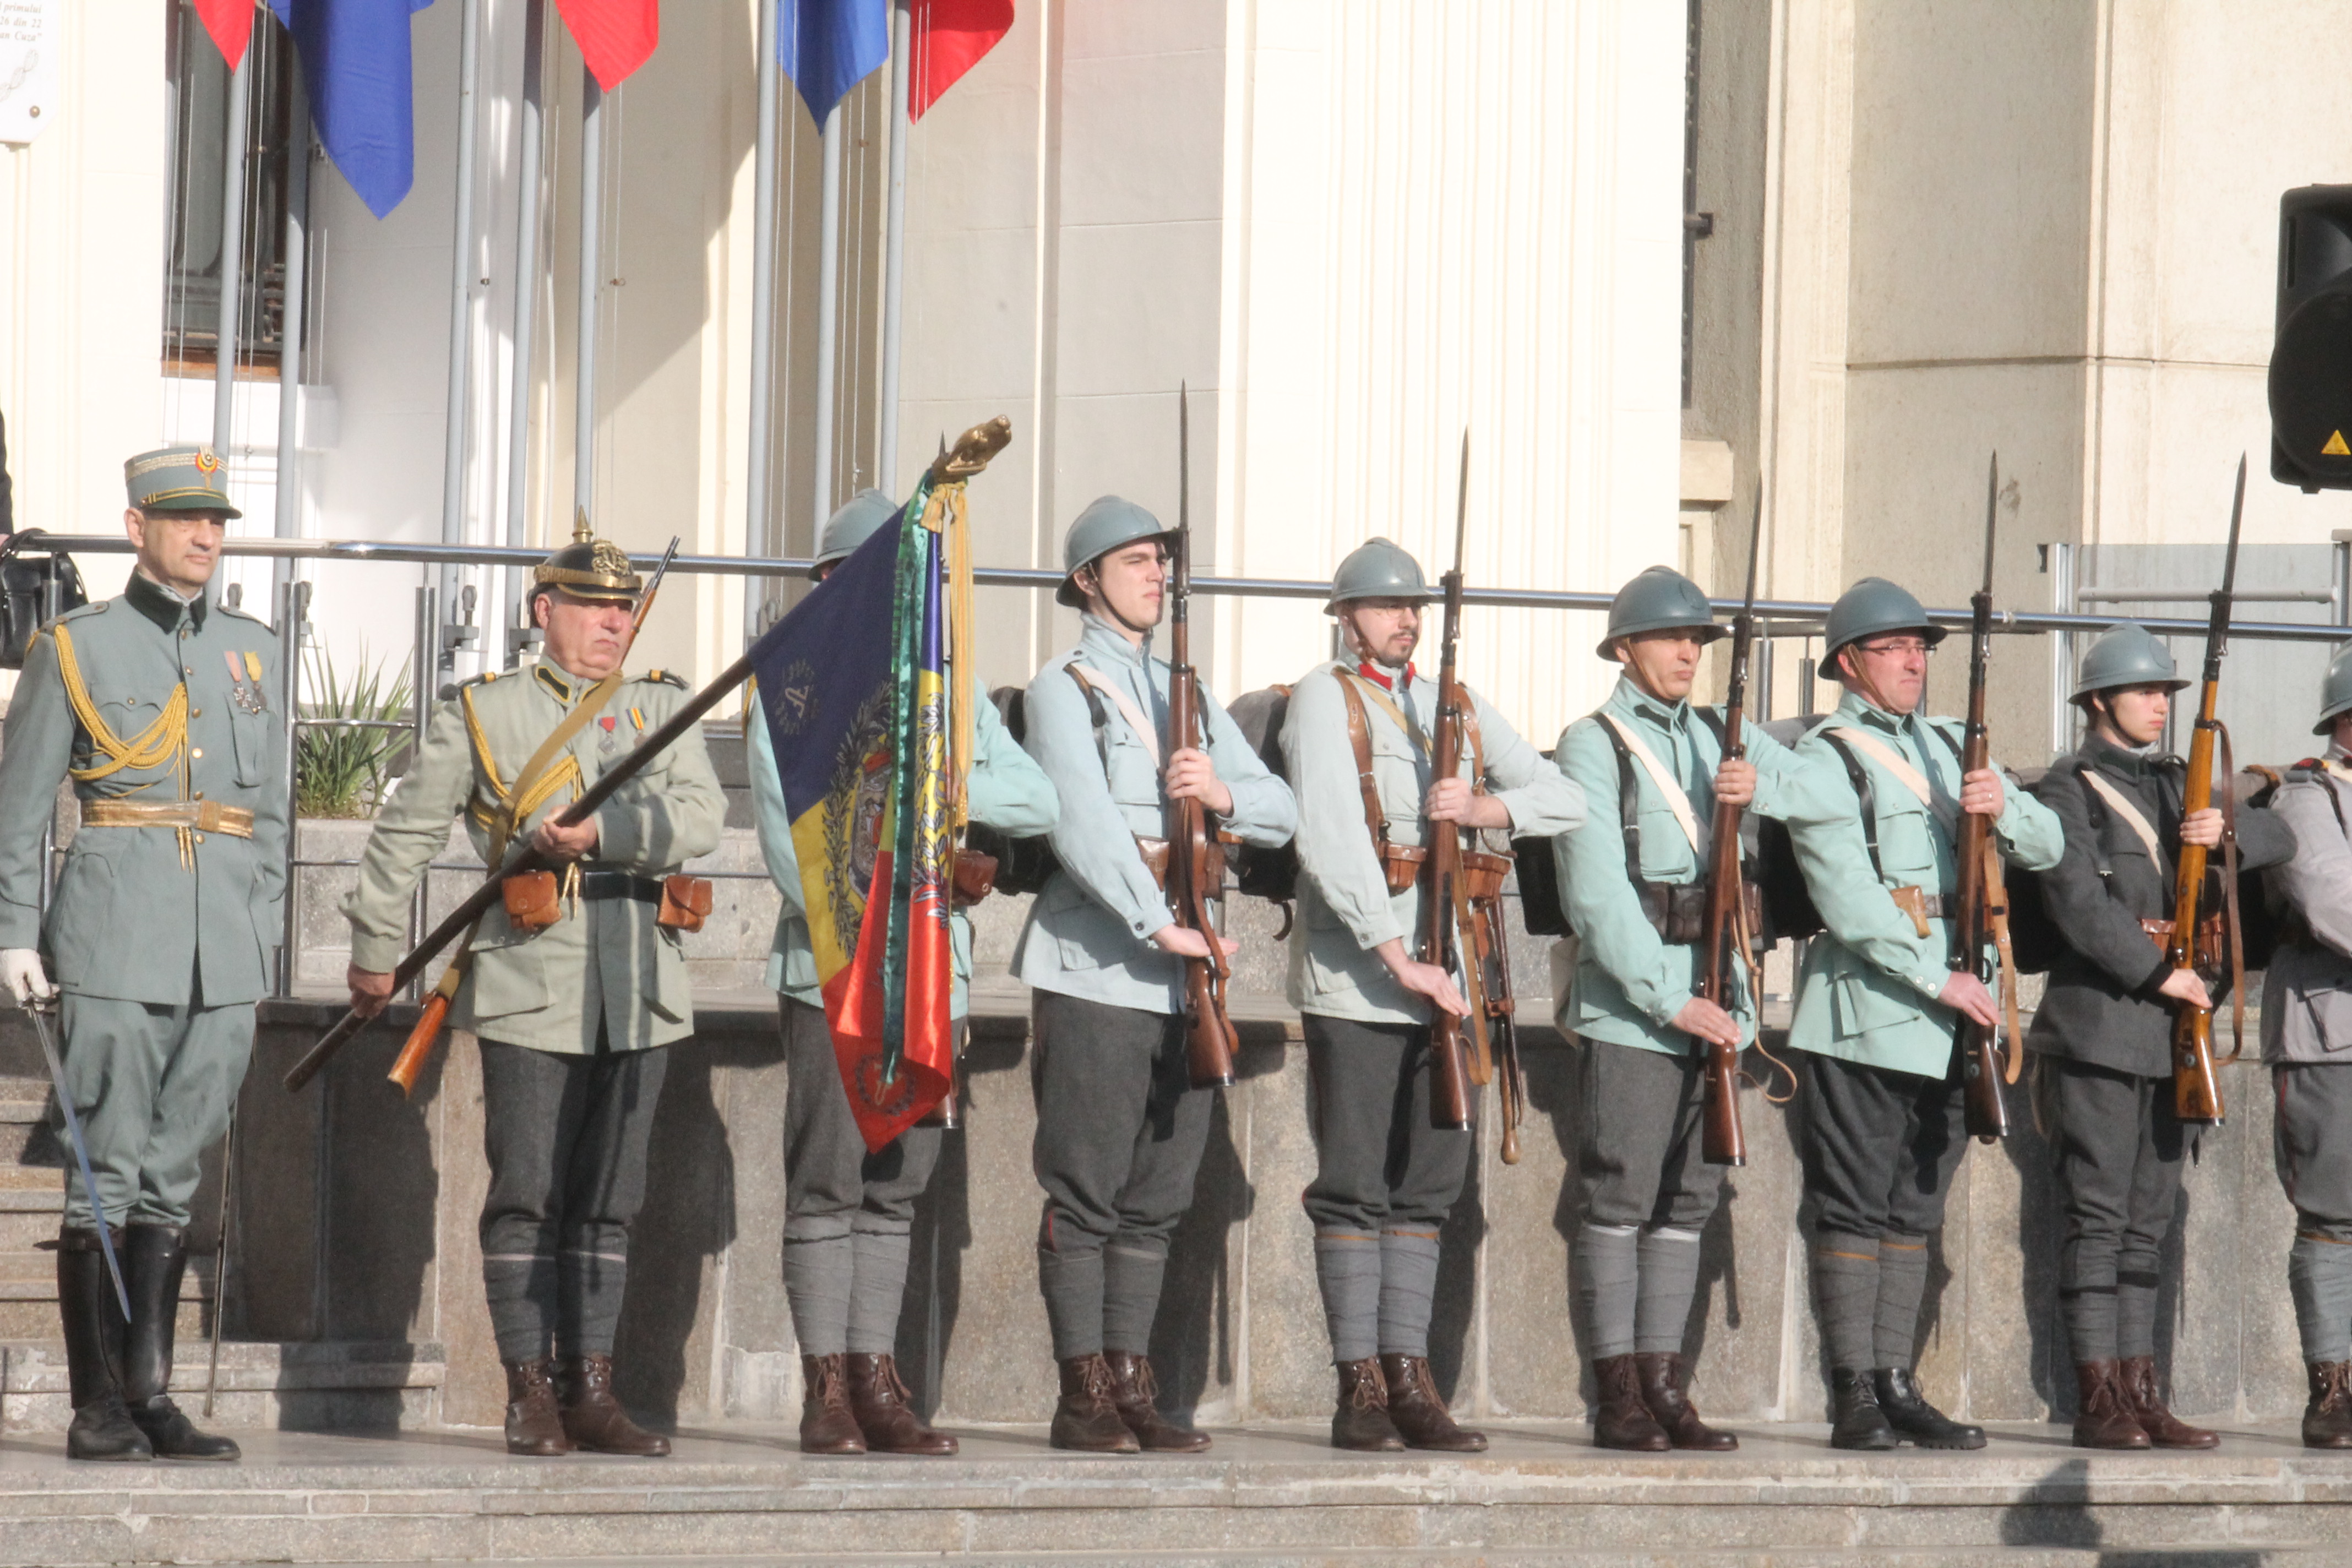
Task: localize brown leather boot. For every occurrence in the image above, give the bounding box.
[1380,1353,1487,1453]
[1104,1351,1210,1453]
[2306,1362,2352,1449]
[503,1358,571,1457]
[1634,1351,1737,1452]
[799,1354,866,1455]
[2119,1355,2217,1449]
[1331,1358,1403,1452]
[558,1354,670,1456]
[1050,1354,1139,1453]
[2072,1360,2150,1450]
[1590,1354,1669,1452]
[847,1353,957,1456]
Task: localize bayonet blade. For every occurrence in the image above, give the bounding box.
[2222,453,2247,596]
[1981,453,2000,594]
[1453,429,1471,574]
[1741,491,1763,612]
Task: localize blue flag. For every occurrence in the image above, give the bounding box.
[780,0,889,127]
[270,0,437,219]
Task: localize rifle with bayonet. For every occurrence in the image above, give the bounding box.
[1697,494,1767,1167]
[1953,454,2019,1144]
[286,417,1016,1093]
[1166,386,1239,1091]
[2170,455,2250,1126]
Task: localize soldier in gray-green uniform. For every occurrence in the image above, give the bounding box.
[747,490,1058,1457]
[344,521,725,1458]
[1286,538,1583,1453]
[0,445,285,1462]
[1553,567,1844,1452]
[1784,577,2062,1450]
[1016,497,1296,1453]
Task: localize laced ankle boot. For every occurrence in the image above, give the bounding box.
[121,1226,236,1461]
[56,1230,149,1463]
[1103,1351,1208,1453]
[2306,1362,2352,1449]
[1634,1351,1737,1451]
[1380,1354,1486,1452]
[1828,1369,1897,1451]
[1331,1358,1403,1452]
[1050,1354,1139,1453]
[1874,1367,1985,1450]
[2071,1360,2150,1450]
[559,1354,670,1456]
[847,1353,956,1456]
[1589,1354,1669,1452]
[502,1358,571,1456]
[798,1354,865,1454]
[2119,1356,2216,1449]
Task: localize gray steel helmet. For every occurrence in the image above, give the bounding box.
[1325,537,1431,614]
[1058,495,1174,609]
[2070,621,2188,706]
[2317,641,2352,735]
[813,488,901,573]
[1822,576,1946,662]
[1598,565,1727,661]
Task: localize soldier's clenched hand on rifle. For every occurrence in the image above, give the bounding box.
[1162,747,1233,813]
[1424,775,1511,827]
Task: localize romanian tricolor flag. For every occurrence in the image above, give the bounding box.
[751,486,956,1151]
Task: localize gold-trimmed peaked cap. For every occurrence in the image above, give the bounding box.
[124,444,241,518]
[533,511,642,604]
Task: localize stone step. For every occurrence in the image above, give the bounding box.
[0,1340,444,1439]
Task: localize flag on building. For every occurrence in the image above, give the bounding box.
[779,0,889,126]
[192,0,255,67]
[269,0,437,219]
[553,0,660,91]
[750,488,955,1150]
[907,0,1012,121]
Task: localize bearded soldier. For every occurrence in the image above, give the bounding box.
[1285,537,1583,1453]
[2028,623,2289,1449]
[1783,577,2062,1451]
[344,520,725,1457]
[0,446,286,1462]
[1015,497,1296,1453]
[1553,567,1842,1452]
[747,490,1058,1456]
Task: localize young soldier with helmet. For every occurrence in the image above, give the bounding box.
[1782,578,2062,1450]
[1014,497,1296,1453]
[1552,567,1842,1451]
[746,490,1057,1456]
[1283,538,1583,1452]
[2027,623,2290,1449]
[2259,642,2352,1449]
[0,446,287,1462]
[344,518,726,1458]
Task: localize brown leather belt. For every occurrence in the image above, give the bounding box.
[80,800,254,839]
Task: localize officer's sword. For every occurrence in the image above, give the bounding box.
[24,997,130,1320]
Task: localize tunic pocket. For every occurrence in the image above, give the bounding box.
[229,706,268,788]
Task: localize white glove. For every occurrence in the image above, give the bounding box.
[0,950,53,1006]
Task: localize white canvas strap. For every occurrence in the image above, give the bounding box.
[1596,710,1703,853]
[1825,724,1958,834]
[1069,663,1160,767]
[2078,766,2166,865]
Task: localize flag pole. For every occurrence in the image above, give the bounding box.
[212,28,253,466]
[438,0,484,681]
[575,67,605,524]
[878,0,910,494]
[743,0,782,647]
[503,0,548,662]
[811,103,842,547]
[270,58,311,605]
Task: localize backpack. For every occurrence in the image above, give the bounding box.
[1223,685,1297,905]
[0,533,89,671]
[960,682,1103,897]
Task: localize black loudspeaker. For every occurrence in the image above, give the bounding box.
[2271,185,2352,492]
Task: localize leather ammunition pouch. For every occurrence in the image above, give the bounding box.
[1636,880,1766,946]
[503,869,712,934]
[657,874,714,933]
[1133,832,1231,894]
[1336,668,1512,899]
[503,870,563,932]
[1888,885,1952,939]
[952,848,999,908]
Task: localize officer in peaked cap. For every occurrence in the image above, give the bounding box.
[344,514,725,1458]
[0,445,279,1462]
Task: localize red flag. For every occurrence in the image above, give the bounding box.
[826,851,954,1152]
[554,0,660,91]
[907,0,1012,122]
[193,0,255,67]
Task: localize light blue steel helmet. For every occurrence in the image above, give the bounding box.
[2070,622,2188,706]
[1822,576,1946,662]
[1324,537,1432,614]
[1598,565,1727,661]
[1058,496,1174,608]
[812,489,901,574]
[2317,641,2352,736]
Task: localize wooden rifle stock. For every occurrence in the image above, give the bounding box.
[1166,388,1238,1091]
[1418,444,1479,1134]
[1953,460,2008,1144]
[1696,497,1765,1167]
[386,994,448,1097]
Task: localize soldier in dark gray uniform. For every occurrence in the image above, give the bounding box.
[2026,622,2290,1449]
[0,445,287,1462]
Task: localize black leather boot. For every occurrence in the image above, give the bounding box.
[56,1228,149,1462]
[1828,1369,1898,1451]
[1873,1367,1985,1450]
[120,1224,237,1460]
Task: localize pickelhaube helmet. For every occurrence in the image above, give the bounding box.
[1057,496,1174,609]
[1325,537,1431,614]
[2071,622,2188,706]
[123,444,241,518]
[1823,576,1946,661]
[532,511,643,605]
[1598,565,1726,661]
[2317,641,2352,735]
[814,489,902,573]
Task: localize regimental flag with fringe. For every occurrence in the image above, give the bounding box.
[751,484,957,1152]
